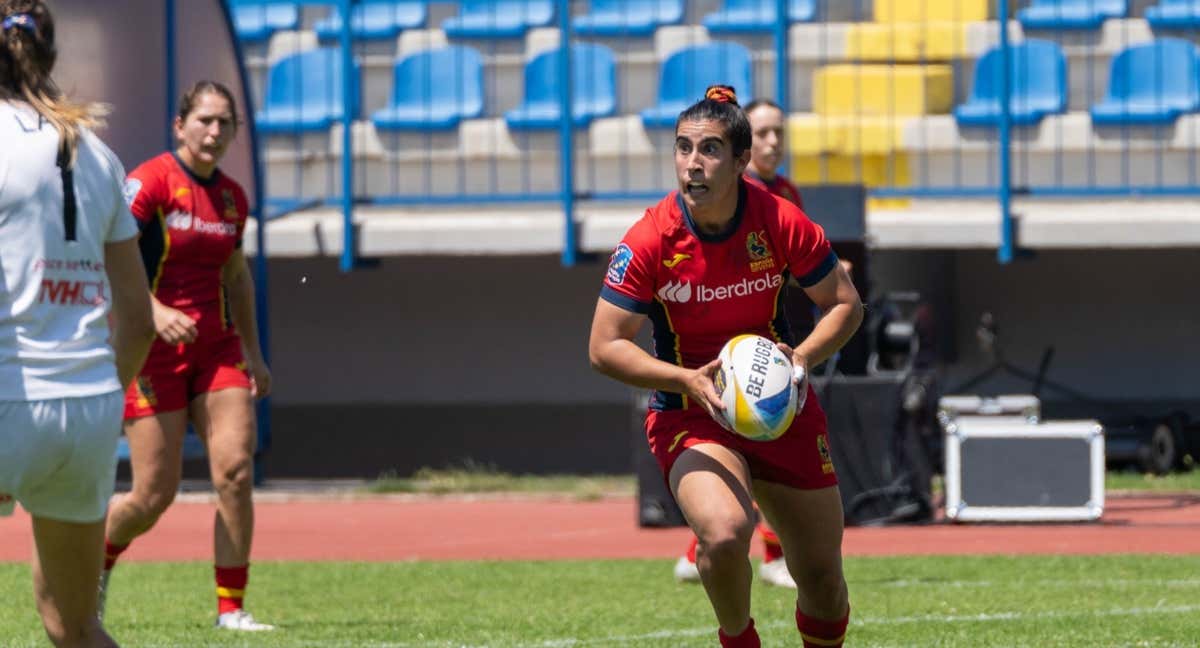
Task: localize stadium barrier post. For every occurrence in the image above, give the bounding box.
[558,0,578,266]
[339,0,357,272]
[997,0,1014,264]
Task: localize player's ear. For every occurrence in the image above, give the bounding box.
[734,147,751,173]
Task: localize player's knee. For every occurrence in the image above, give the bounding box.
[795,563,846,602]
[130,482,178,521]
[212,454,253,499]
[697,519,755,564]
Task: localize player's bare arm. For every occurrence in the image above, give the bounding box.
[105,238,155,389]
[794,261,864,370]
[222,248,271,398]
[588,299,724,417]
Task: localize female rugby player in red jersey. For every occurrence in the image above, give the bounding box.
[589,86,862,648]
[674,96,808,590]
[101,81,274,631]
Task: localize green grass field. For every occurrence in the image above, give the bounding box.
[2,556,1199,647]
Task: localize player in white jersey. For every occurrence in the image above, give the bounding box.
[0,2,155,646]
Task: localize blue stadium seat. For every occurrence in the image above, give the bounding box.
[255,48,361,133]
[1018,0,1127,30]
[701,0,818,33]
[640,42,753,129]
[442,0,555,39]
[955,40,1068,127]
[1091,39,1200,125]
[505,43,617,130]
[572,0,685,37]
[229,0,300,43]
[372,46,485,130]
[314,1,426,41]
[1147,0,1200,29]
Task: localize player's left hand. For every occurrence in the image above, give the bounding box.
[774,342,810,393]
[246,357,272,399]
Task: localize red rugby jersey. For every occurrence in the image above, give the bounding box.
[601,179,836,411]
[125,152,247,331]
[744,170,803,210]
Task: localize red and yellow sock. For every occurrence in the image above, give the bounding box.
[103,540,129,571]
[215,565,250,615]
[685,535,699,563]
[796,606,850,648]
[757,524,784,563]
[718,617,761,648]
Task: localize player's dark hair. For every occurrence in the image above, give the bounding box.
[177,80,240,128]
[675,84,752,156]
[744,98,782,115]
[0,0,106,163]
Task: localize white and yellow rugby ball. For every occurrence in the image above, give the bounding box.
[713,334,802,441]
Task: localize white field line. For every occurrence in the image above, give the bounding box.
[57,602,1200,648]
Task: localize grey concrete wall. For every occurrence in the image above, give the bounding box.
[259,248,1200,476]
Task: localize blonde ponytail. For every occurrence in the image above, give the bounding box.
[1,1,108,165]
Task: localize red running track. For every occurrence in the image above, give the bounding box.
[1,494,1197,562]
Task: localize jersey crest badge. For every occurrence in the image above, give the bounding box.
[221,189,239,221]
[747,231,775,272]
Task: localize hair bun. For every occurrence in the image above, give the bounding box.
[705,85,738,106]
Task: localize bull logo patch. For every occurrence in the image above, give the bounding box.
[746,231,775,272]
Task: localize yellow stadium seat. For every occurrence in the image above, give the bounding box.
[790,153,911,188]
[873,0,989,23]
[788,114,908,156]
[845,21,971,62]
[814,64,954,117]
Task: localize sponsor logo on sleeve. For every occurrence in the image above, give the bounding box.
[606,243,634,285]
[122,178,143,207]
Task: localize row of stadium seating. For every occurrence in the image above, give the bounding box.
[231,0,865,43]
[237,1,1200,200]
[252,37,1200,137]
[229,1,1200,46]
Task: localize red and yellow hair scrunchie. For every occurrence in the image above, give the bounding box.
[705,85,738,105]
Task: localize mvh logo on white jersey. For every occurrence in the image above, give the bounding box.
[658,273,783,304]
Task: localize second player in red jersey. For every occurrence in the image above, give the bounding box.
[590,86,862,648]
[102,81,274,632]
[741,98,803,209]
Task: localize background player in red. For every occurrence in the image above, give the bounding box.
[674,97,807,589]
[589,86,862,648]
[742,98,803,209]
[100,81,274,631]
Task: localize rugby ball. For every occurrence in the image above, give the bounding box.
[712,334,802,441]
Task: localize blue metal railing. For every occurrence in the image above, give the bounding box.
[236,0,1200,267]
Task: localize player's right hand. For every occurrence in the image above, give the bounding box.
[153,303,198,344]
[682,358,725,422]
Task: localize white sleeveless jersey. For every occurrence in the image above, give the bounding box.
[0,101,139,401]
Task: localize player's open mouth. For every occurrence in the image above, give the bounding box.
[686,183,708,197]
